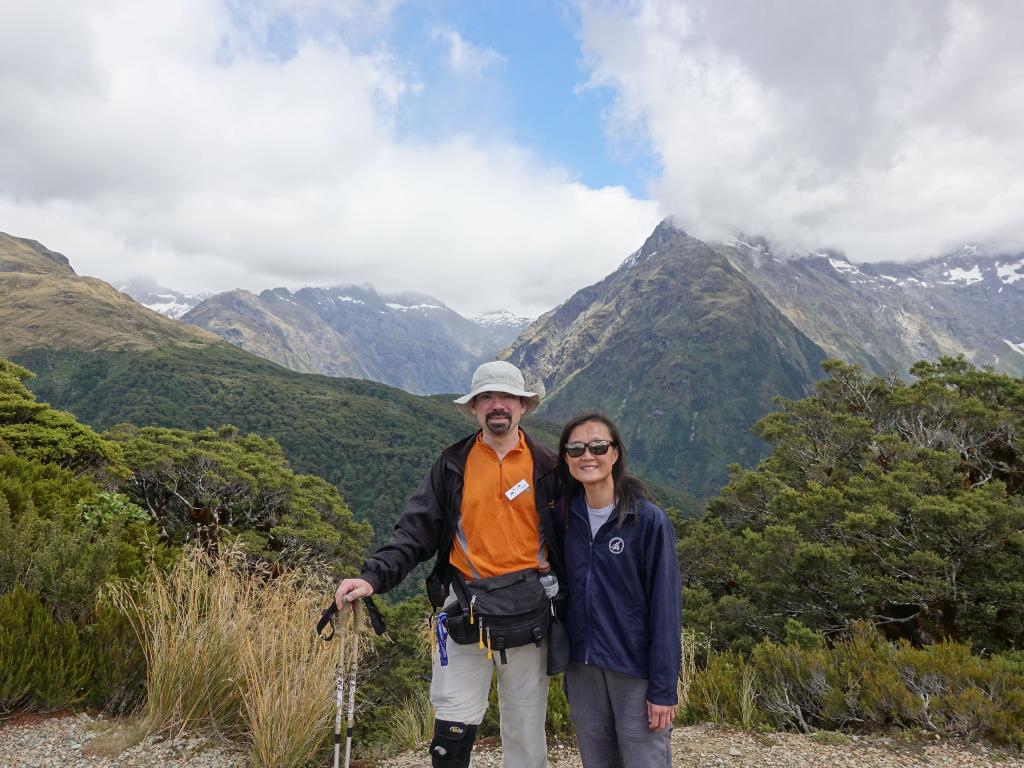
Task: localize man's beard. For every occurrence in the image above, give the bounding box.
[485,411,513,436]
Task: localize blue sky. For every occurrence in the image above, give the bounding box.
[383,1,656,196]
[1,1,1023,315]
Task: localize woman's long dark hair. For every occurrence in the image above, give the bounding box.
[558,412,653,527]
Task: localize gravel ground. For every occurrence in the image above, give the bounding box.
[0,713,246,768]
[379,724,1024,768]
[3,715,1022,768]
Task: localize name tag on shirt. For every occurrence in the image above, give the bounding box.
[505,479,530,501]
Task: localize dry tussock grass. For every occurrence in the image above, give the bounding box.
[109,546,368,768]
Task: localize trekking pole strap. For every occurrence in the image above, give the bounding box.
[363,596,388,635]
[318,603,339,640]
[318,596,387,640]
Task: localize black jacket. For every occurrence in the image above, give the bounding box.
[360,429,563,609]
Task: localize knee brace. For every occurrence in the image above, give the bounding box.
[430,719,477,768]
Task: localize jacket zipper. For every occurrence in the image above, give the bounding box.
[584,528,594,665]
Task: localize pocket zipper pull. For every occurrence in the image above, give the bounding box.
[486,627,493,661]
[478,620,484,649]
[469,594,476,625]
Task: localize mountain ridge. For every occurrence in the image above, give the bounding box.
[178,283,530,394]
[0,232,219,354]
[719,238,1024,377]
[503,219,828,496]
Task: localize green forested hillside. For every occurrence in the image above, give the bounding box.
[13,345,472,549]
[14,343,701,539]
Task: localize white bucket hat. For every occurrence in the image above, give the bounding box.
[453,361,540,418]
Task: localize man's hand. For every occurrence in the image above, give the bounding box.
[335,578,374,608]
[646,701,675,731]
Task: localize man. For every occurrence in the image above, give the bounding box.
[335,360,562,768]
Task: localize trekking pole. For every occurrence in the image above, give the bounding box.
[343,599,364,768]
[316,597,387,768]
[335,606,350,768]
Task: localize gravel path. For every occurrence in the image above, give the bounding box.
[3,714,1022,768]
[380,723,1024,768]
[0,713,246,768]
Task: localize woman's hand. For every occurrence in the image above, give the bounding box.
[646,700,675,731]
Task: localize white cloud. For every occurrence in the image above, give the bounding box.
[0,0,658,316]
[579,0,1024,262]
[434,26,505,78]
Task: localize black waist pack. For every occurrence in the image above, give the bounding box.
[444,568,551,663]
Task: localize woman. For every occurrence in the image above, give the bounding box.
[557,412,681,768]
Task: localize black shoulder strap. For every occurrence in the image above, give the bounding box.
[449,568,471,611]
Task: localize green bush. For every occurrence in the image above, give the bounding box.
[80,598,146,714]
[685,650,751,725]
[684,624,1024,747]
[0,584,144,714]
[0,584,90,711]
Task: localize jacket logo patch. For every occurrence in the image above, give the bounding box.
[608,537,625,555]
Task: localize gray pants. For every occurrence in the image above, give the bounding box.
[430,631,549,768]
[564,662,672,768]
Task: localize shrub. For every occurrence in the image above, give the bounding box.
[685,624,1024,747]
[81,598,146,714]
[751,641,829,732]
[546,674,573,739]
[685,650,751,725]
[0,584,90,712]
[0,455,166,625]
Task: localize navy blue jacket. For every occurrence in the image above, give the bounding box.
[562,488,682,705]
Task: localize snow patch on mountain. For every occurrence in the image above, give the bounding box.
[996,259,1024,284]
[470,310,533,329]
[1004,340,1024,356]
[142,297,195,319]
[119,280,209,319]
[386,302,444,312]
[942,266,983,285]
[828,258,861,276]
[621,247,657,270]
[733,240,770,256]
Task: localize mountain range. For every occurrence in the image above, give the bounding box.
[718,239,1024,378]
[502,221,1022,493]
[3,219,1022,500]
[120,282,530,395]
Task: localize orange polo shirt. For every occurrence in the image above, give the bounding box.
[449,431,544,580]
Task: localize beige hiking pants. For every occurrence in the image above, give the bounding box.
[430,632,549,768]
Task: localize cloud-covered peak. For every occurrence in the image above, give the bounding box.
[580,0,1024,263]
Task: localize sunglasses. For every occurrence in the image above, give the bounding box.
[564,440,616,458]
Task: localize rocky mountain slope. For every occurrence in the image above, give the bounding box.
[720,240,1024,377]
[0,232,218,354]
[179,286,529,395]
[503,220,827,496]
[164,285,530,395]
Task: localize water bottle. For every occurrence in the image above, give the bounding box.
[538,561,559,599]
